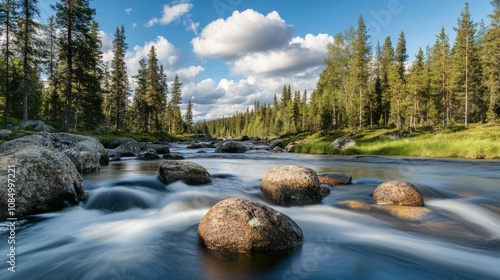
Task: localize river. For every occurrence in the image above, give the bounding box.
[1,144,500,280]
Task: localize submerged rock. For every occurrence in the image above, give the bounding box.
[0,132,108,173]
[0,146,85,220]
[338,200,431,221]
[318,172,352,186]
[215,141,247,153]
[84,187,156,212]
[330,137,356,150]
[320,186,331,196]
[373,181,424,207]
[158,161,212,185]
[260,165,323,206]
[136,148,160,160]
[162,153,185,160]
[198,198,303,252]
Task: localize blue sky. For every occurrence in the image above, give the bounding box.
[37,0,494,121]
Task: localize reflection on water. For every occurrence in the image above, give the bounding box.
[1,146,500,279]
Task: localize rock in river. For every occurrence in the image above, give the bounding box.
[198,198,304,252]
[373,181,424,207]
[0,146,85,220]
[136,148,161,160]
[318,172,352,186]
[0,132,108,173]
[215,141,247,153]
[260,165,323,206]
[158,161,212,185]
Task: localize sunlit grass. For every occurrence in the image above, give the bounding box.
[292,124,500,159]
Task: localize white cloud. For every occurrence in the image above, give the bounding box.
[147,3,193,26]
[192,9,294,58]
[125,8,132,14]
[231,33,333,76]
[132,23,138,29]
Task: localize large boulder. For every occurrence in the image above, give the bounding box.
[0,132,108,173]
[12,120,54,132]
[318,172,352,187]
[260,165,323,206]
[136,148,160,160]
[330,137,356,150]
[198,198,303,252]
[373,181,424,207]
[158,161,212,185]
[215,141,247,153]
[0,146,85,220]
[108,137,137,149]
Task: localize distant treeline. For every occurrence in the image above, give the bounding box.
[196,2,500,138]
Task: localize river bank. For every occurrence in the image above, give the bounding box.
[285,124,500,160]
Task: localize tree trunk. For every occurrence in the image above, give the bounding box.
[22,0,29,121]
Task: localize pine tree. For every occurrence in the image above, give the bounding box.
[390,32,408,132]
[451,2,481,127]
[133,58,149,132]
[483,0,500,122]
[52,0,95,131]
[18,0,43,121]
[380,36,394,126]
[168,74,183,134]
[353,15,371,131]
[73,20,103,129]
[431,26,452,127]
[185,99,193,131]
[145,46,164,132]
[408,48,426,132]
[109,25,129,131]
[0,0,20,126]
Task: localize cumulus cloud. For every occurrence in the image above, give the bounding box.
[146,2,200,34]
[125,8,132,14]
[99,31,114,64]
[231,33,333,76]
[192,9,294,58]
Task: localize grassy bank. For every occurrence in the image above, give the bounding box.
[289,125,500,159]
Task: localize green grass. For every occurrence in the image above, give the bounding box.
[291,125,500,159]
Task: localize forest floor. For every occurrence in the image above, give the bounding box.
[285,124,500,160]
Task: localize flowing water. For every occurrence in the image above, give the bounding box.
[2,145,500,280]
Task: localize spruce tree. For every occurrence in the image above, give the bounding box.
[18,0,43,121]
[0,0,20,126]
[145,46,163,132]
[133,58,149,132]
[483,0,500,122]
[169,74,183,134]
[185,99,193,131]
[380,36,394,126]
[353,15,371,131]
[110,25,129,131]
[52,0,95,131]
[451,2,481,127]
